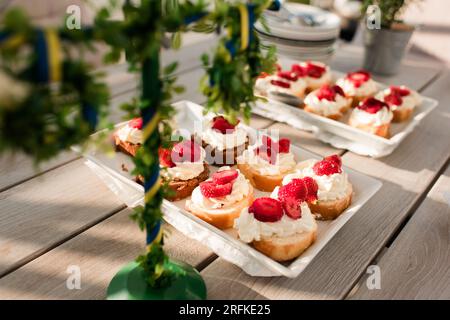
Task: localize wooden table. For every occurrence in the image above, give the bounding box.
[0,35,449,300]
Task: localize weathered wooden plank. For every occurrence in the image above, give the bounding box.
[0,159,125,278]
[200,63,448,300]
[0,208,214,300]
[349,165,450,300]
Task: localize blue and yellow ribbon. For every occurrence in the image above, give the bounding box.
[36,29,62,83]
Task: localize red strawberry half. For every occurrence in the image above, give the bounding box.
[270,79,291,89]
[302,177,319,202]
[212,116,239,134]
[390,86,410,97]
[278,138,290,153]
[357,97,388,114]
[282,197,302,220]
[249,197,284,222]
[171,140,202,163]
[324,154,342,167]
[346,70,370,88]
[159,147,176,168]
[316,84,336,101]
[212,169,238,185]
[200,181,232,198]
[303,62,327,78]
[333,85,345,97]
[384,92,403,106]
[277,71,298,82]
[278,179,307,203]
[313,157,342,176]
[291,64,307,77]
[129,117,143,129]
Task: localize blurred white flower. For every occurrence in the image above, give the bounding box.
[0,70,30,110]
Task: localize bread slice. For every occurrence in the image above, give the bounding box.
[237,162,291,192]
[348,118,391,138]
[304,105,343,121]
[308,183,353,220]
[136,163,209,201]
[185,186,254,229]
[114,135,140,157]
[252,225,317,262]
[392,108,413,122]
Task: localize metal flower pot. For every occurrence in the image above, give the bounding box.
[363,26,414,76]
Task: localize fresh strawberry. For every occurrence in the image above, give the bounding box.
[200,181,233,198]
[270,79,291,89]
[159,147,176,168]
[128,117,143,129]
[357,97,388,114]
[303,62,327,78]
[346,70,370,88]
[390,86,410,96]
[324,154,342,167]
[333,85,345,97]
[277,71,298,82]
[313,158,342,176]
[249,197,284,222]
[278,179,307,203]
[212,169,238,185]
[384,92,403,106]
[211,116,238,134]
[316,84,336,101]
[278,138,290,153]
[171,140,201,163]
[302,177,318,202]
[282,197,302,219]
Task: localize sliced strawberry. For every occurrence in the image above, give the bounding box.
[129,117,143,129]
[357,97,388,114]
[200,181,232,198]
[270,79,291,89]
[302,177,318,202]
[303,62,326,78]
[346,70,371,88]
[171,140,201,163]
[278,138,290,153]
[291,64,307,77]
[261,135,273,148]
[278,179,307,203]
[384,92,403,106]
[277,71,298,82]
[390,86,410,96]
[313,158,342,176]
[333,85,345,97]
[282,197,302,219]
[249,197,284,222]
[159,147,175,168]
[324,154,342,167]
[211,116,239,134]
[254,147,276,165]
[316,84,336,101]
[212,169,238,185]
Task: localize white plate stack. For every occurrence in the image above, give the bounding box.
[256,3,341,63]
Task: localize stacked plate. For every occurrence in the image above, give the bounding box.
[256,3,341,63]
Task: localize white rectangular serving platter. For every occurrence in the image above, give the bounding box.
[75,100,382,277]
[252,70,438,157]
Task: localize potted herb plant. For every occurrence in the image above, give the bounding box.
[362,0,420,75]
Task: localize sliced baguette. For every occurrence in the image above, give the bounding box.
[237,162,291,192]
[308,183,353,220]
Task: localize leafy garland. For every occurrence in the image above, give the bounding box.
[0,9,109,163]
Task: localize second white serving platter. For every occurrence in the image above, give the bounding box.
[252,70,438,157]
[77,100,382,277]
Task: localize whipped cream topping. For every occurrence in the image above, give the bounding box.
[283,159,350,201]
[200,118,248,151]
[116,124,143,144]
[375,86,422,111]
[234,195,316,243]
[162,147,206,181]
[304,89,349,116]
[188,166,251,213]
[336,77,378,97]
[237,146,296,176]
[350,105,393,126]
[255,75,306,96]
